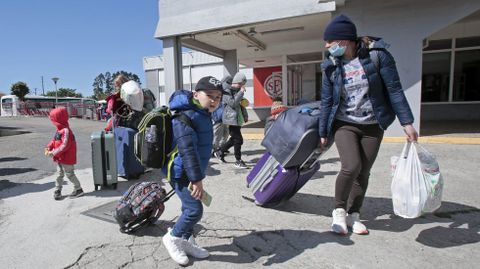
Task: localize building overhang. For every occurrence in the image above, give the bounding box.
[156,0,338,39]
[155,0,345,67]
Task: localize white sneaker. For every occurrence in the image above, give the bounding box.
[183,235,209,259]
[331,208,348,235]
[162,228,189,265]
[346,212,369,235]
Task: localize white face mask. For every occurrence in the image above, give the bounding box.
[328,42,347,57]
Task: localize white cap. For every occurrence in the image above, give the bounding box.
[120,81,144,111]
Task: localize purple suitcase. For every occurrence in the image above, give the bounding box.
[246,152,320,206]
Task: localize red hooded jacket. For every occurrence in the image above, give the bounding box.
[46,108,77,165]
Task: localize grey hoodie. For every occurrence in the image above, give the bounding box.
[222,86,246,126]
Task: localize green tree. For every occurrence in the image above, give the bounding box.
[45,88,83,98]
[10,82,30,101]
[91,70,141,100]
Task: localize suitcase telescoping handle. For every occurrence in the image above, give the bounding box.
[162,189,175,203]
[299,149,322,170]
[249,155,278,191]
[100,131,107,186]
[106,151,110,170]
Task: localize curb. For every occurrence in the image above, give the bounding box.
[243,133,480,145]
[383,136,480,145]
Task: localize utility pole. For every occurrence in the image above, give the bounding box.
[41,76,45,95]
[52,77,59,105]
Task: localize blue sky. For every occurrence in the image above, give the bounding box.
[0,0,162,97]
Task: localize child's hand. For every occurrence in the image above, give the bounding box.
[46,151,54,157]
[190,181,204,200]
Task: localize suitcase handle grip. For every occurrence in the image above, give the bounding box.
[106,151,110,170]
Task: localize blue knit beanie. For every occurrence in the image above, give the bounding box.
[323,14,357,41]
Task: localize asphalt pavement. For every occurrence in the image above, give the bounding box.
[0,117,479,268]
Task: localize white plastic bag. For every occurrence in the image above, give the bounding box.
[120,81,144,112]
[391,142,443,218]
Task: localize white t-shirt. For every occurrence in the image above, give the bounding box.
[336,57,377,124]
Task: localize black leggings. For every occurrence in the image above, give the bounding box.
[221,125,243,160]
[333,120,384,213]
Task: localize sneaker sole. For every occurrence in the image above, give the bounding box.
[69,193,84,199]
[352,228,369,235]
[331,225,348,235]
[162,243,189,264]
[185,252,210,259]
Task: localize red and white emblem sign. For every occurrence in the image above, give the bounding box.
[263,72,282,98]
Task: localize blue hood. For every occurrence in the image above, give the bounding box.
[168,89,209,116]
[365,37,390,50]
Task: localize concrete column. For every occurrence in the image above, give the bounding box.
[281,55,288,105]
[162,37,183,102]
[223,50,238,77]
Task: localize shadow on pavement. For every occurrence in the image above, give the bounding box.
[0,157,28,162]
[0,180,55,199]
[272,193,480,249]
[0,167,37,176]
[206,164,221,176]
[242,149,267,156]
[206,229,353,265]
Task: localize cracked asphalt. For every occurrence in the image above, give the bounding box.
[0,117,479,268]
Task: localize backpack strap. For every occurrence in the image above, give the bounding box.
[173,113,194,129]
[166,111,195,182]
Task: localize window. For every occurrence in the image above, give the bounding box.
[422,53,450,102]
[424,39,452,51]
[453,50,480,101]
[456,37,480,48]
[422,36,480,103]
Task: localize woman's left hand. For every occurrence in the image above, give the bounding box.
[403,124,418,142]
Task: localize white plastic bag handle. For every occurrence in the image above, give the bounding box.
[399,141,412,159]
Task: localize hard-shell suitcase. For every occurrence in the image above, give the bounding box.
[115,126,145,179]
[91,131,118,190]
[246,151,321,206]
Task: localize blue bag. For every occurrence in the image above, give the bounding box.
[211,103,224,124]
[114,126,145,179]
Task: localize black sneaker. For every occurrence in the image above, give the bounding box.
[54,190,62,200]
[234,160,248,169]
[214,151,227,163]
[69,188,84,198]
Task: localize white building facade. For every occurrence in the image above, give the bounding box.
[146,0,480,135]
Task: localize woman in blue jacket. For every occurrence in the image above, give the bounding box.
[319,15,418,235]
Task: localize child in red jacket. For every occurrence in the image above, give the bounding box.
[45,108,84,200]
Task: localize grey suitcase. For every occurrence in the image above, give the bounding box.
[91,131,118,190]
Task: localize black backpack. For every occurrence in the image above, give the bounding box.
[134,106,193,168]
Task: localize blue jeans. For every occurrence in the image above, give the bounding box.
[171,178,203,239]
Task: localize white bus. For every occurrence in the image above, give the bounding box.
[0,95,97,118]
